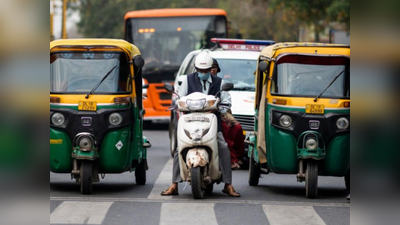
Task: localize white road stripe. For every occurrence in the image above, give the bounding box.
[147,158,174,199]
[50,201,113,224]
[160,203,218,225]
[263,205,326,225]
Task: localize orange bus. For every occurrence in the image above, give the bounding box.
[124,8,228,123]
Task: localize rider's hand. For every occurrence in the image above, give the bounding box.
[219,105,229,114]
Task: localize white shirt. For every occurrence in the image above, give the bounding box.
[178,74,232,108]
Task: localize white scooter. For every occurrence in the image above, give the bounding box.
[164,83,234,199]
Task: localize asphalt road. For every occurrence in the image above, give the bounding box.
[50,124,350,225]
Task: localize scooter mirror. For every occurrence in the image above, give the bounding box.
[258,61,268,72]
[221,83,234,91]
[164,83,175,92]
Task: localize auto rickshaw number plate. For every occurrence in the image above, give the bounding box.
[305,104,324,114]
[78,101,97,111]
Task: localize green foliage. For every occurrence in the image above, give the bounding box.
[76,0,349,42]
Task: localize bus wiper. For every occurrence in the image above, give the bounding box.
[85,65,117,99]
[313,70,345,102]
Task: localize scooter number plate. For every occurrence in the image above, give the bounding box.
[184,116,210,122]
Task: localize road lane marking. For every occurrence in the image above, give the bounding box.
[160,203,218,225]
[263,205,326,225]
[147,158,174,199]
[50,201,113,224]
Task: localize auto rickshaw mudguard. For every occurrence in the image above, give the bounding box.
[50,129,73,173]
[322,134,350,176]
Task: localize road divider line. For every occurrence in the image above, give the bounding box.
[147,157,174,199]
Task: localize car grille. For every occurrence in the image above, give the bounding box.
[233,114,254,131]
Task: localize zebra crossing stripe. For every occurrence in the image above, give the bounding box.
[50,201,113,224]
[160,203,218,225]
[263,205,326,225]
[148,158,174,199]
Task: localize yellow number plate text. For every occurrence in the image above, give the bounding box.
[78,101,97,111]
[306,104,324,114]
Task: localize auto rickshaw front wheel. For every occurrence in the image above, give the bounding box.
[80,160,93,195]
[305,160,318,199]
[135,159,147,185]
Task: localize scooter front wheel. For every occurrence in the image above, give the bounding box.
[80,160,93,195]
[191,167,204,199]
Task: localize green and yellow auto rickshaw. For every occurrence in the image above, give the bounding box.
[248,43,350,198]
[50,39,151,194]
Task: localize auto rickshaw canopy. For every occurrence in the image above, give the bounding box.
[50,39,141,58]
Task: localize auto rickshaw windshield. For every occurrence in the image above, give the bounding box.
[271,55,350,98]
[50,51,131,94]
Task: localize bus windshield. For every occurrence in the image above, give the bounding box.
[125,16,227,82]
[50,52,131,94]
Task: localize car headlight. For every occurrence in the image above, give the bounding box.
[305,138,317,150]
[52,113,65,126]
[279,115,292,127]
[336,117,349,130]
[187,99,206,111]
[109,113,123,125]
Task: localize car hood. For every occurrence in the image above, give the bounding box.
[229,91,255,116]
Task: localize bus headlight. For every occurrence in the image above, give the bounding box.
[336,117,349,130]
[109,113,123,125]
[279,115,292,128]
[305,138,317,150]
[52,113,65,126]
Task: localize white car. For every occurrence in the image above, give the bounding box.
[168,38,274,159]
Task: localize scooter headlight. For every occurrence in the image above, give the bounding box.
[109,113,123,125]
[336,117,349,130]
[52,113,65,126]
[279,115,292,128]
[186,99,206,111]
[305,138,317,150]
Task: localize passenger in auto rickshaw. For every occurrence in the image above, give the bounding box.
[211,58,245,170]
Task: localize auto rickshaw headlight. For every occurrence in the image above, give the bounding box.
[79,137,93,150]
[336,117,349,130]
[305,138,317,150]
[109,113,123,125]
[52,113,65,126]
[279,115,292,128]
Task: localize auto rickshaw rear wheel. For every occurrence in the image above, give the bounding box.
[191,167,204,199]
[135,159,147,185]
[248,149,260,186]
[305,161,318,199]
[80,160,93,195]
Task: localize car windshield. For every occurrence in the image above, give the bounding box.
[50,52,131,94]
[271,55,350,98]
[216,59,257,91]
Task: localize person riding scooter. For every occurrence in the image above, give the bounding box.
[161,51,240,197]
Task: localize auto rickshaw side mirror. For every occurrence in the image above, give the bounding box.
[258,61,268,72]
[221,82,234,91]
[164,83,175,92]
[134,56,145,68]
